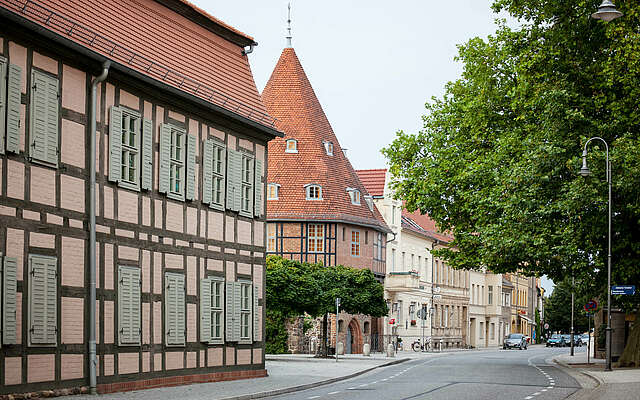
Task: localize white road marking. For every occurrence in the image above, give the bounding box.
[533,392,541,396]
[348,387,357,390]
[307,396,320,399]
[328,391,340,395]
[382,378,388,381]
[525,397,533,400]
[359,384,368,387]
[541,389,548,392]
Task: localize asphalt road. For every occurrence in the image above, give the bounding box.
[270,346,583,400]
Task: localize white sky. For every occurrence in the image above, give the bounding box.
[193,0,509,169]
[192,0,556,295]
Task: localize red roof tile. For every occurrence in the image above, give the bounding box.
[355,169,387,198]
[2,0,274,128]
[356,168,454,243]
[262,48,390,233]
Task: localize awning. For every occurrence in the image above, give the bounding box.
[519,315,533,324]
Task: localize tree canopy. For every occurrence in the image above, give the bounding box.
[382,1,640,301]
[266,256,388,319]
[544,279,590,334]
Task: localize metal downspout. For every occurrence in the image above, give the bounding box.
[90,61,110,395]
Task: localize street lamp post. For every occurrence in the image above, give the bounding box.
[579,137,612,371]
[584,0,622,373]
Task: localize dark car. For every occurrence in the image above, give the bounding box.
[546,334,565,347]
[561,334,572,347]
[503,333,528,350]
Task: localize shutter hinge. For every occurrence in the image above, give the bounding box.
[32,83,37,90]
[120,328,124,335]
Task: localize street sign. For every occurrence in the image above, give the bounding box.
[611,285,636,295]
[388,318,396,325]
[433,294,442,300]
[416,308,428,320]
[544,323,549,330]
[584,300,598,312]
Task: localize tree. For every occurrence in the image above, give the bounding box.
[383,0,639,361]
[265,256,388,355]
[543,279,589,334]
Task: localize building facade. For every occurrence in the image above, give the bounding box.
[357,169,469,349]
[468,270,509,348]
[0,0,278,396]
[505,273,539,339]
[262,45,390,354]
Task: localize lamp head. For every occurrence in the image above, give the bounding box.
[592,0,623,22]
[580,156,592,177]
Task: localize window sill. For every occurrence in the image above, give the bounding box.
[167,191,185,202]
[285,150,298,154]
[118,180,141,192]
[239,210,253,218]
[209,202,225,212]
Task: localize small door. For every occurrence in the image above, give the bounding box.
[346,325,353,354]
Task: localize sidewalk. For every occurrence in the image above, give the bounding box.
[62,352,436,400]
[554,350,640,400]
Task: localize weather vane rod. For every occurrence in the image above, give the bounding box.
[286,2,292,48]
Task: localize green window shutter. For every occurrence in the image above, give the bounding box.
[202,140,213,205]
[43,74,59,165]
[141,118,153,190]
[253,284,259,342]
[108,106,123,182]
[165,273,185,346]
[233,282,242,341]
[6,63,22,154]
[3,256,18,345]
[30,71,59,165]
[186,134,196,201]
[0,59,6,155]
[225,281,235,341]
[200,278,211,343]
[158,124,171,194]
[118,266,141,345]
[218,145,227,207]
[246,158,254,215]
[225,149,239,211]
[29,255,57,345]
[254,159,263,217]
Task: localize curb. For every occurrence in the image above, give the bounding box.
[216,358,411,400]
[552,357,603,400]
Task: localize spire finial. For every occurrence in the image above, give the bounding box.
[286,2,292,48]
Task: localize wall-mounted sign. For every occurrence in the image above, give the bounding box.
[611,285,636,295]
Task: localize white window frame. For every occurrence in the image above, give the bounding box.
[488,285,494,305]
[285,138,298,153]
[239,281,252,343]
[240,154,254,215]
[210,278,224,343]
[211,142,225,208]
[323,141,333,156]
[305,184,322,200]
[267,224,277,252]
[267,183,280,200]
[346,188,361,205]
[119,109,141,190]
[307,224,324,253]
[351,230,360,257]
[169,126,186,200]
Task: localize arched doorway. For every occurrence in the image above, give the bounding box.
[346,319,363,354]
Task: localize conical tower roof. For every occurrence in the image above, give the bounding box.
[262,48,390,232]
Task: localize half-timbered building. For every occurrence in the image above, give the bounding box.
[0,0,278,396]
[262,43,390,354]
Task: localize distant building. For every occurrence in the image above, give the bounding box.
[357,169,469,349]
[262,44,390,354]
[0,0,278,396]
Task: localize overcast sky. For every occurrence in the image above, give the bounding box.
[193,0,554,295]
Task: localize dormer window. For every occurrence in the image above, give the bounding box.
[346,188,361,205]
[267,183,280,200]
[364,195,373,211]
[285,139,298,153]
[323,141,334,156]
[305,184,322,200]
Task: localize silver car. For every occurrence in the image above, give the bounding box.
[503,333,528,350]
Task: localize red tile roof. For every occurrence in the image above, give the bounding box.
[355,169,387,198]
[262,48,390,233]
[1,0,274,128]
[356,168,454,243]
[401,208,453,244]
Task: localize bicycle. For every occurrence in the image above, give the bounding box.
[412,338,431,352]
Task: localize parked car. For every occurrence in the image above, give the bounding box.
[546,334,565,347]
[562,334,574,347]
[503,333,528,350]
